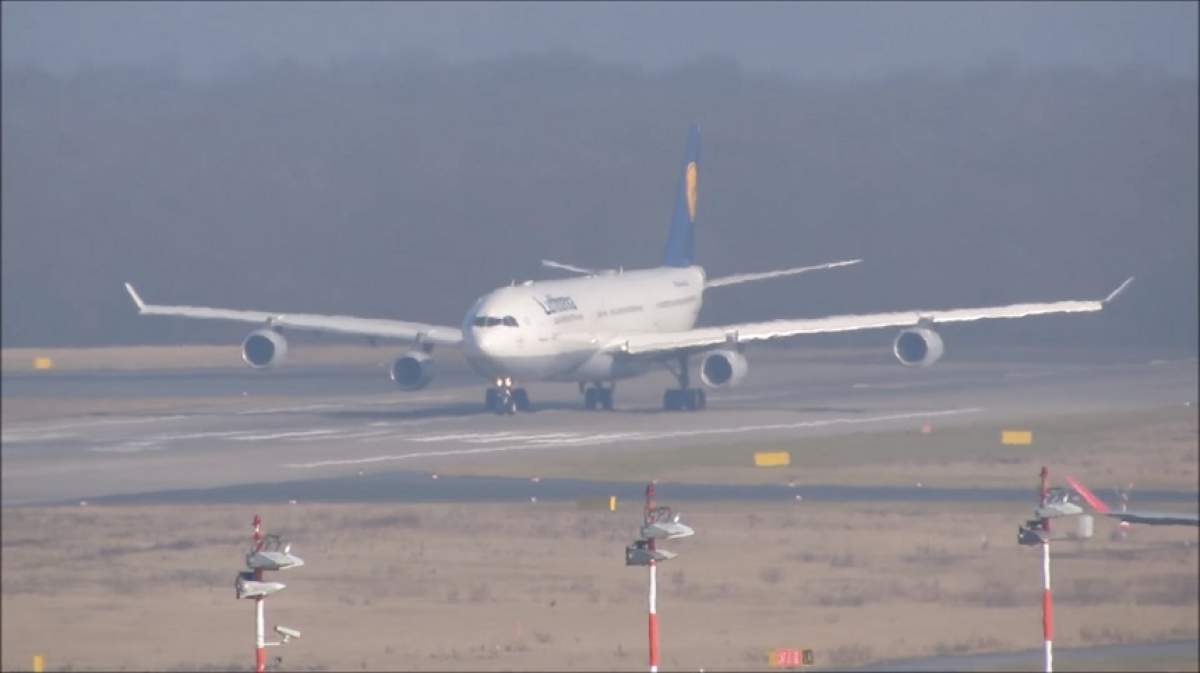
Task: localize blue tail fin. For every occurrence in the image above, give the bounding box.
[661,124,701,267]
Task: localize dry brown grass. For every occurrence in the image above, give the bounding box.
[2,500,1196,671]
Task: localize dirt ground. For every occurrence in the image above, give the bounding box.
[2,500,1196,672]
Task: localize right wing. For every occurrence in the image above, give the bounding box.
[608,277,1133,356]
[124,283,462,345]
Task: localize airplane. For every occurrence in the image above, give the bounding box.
[1065,475,1199,528]
[124,125,1134,415]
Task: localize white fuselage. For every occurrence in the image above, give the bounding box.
[461,266,705,382]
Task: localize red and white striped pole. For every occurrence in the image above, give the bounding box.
[252,514,266,673]
[645,484,660,673]
[1039,467,1053,673]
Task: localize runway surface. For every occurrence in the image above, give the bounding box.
[3,347,1196,505]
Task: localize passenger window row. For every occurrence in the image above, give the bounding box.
[472,316,519,327]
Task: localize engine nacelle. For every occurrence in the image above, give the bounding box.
[242,329,287,368]
[893,327,945,367]
[699,349,749,388]
[390,351,435,390]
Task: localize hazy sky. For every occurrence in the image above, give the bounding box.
[3,1,1196,80]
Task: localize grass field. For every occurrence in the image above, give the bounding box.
[2,501,1196,671]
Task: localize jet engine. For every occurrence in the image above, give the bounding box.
[699,349,749,388]
[892,327,944,367]
[242,329,287,368]
[390,351,435,390]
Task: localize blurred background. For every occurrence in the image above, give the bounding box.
[3,2,1195,350]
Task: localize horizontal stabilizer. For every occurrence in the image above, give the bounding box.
[541,259,595,275]
[706,258,862,288]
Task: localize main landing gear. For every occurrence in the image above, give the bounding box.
[580,382,615,411]
[485,377,531,415]
[662,354,706,411]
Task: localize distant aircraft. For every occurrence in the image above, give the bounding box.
[1066,475,1199,528]
[125,125,1133,414]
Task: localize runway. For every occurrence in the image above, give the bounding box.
[2,346,1196,505]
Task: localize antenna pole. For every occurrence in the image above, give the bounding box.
[645,483,659,673]
[252,514,266,673]
[1039,467,1053,673]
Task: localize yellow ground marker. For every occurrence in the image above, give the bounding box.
[33,655,44,672]
[576,496,618,511]
[1001,430,1033,445]
[754,451,791,467]
[32,357,54,370]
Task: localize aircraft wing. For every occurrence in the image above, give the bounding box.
[124,283,463,345]
[607,277,1133,356]
[1106,510,1199,527]
[705,258,862,288]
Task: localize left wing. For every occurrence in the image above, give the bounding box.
[124,283,462,344]
[608,277,1133,356]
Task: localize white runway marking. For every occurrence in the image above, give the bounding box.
[236,403,342,415]
[152,430,258,441]
[232,429,340,441]
[1,432,79,444]
[89,441,165,454]
[3,415,190,441]
[286,407,982,469]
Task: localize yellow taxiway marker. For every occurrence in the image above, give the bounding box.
[1001,430,1033,445]
[754,451,792,467]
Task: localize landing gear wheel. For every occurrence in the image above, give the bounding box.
[487,386,521,414]
[660,354,704,411]
[501,395,517,415]
[663,388,705,411]
[600,389,614,411]
[583,384,615,411]
[513,388,532,412]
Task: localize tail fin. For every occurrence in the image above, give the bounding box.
[661,124,701,267]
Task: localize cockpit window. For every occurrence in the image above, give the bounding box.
[472,316,516,328]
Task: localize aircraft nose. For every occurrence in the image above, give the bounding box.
[469,328,503,357]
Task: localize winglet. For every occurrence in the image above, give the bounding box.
[1104,276,1134,304]
[124,282,146,312]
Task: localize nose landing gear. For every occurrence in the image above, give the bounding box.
[485,378,531,415]
[662,354,706,411]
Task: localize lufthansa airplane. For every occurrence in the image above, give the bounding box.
[125,125,1133,414]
